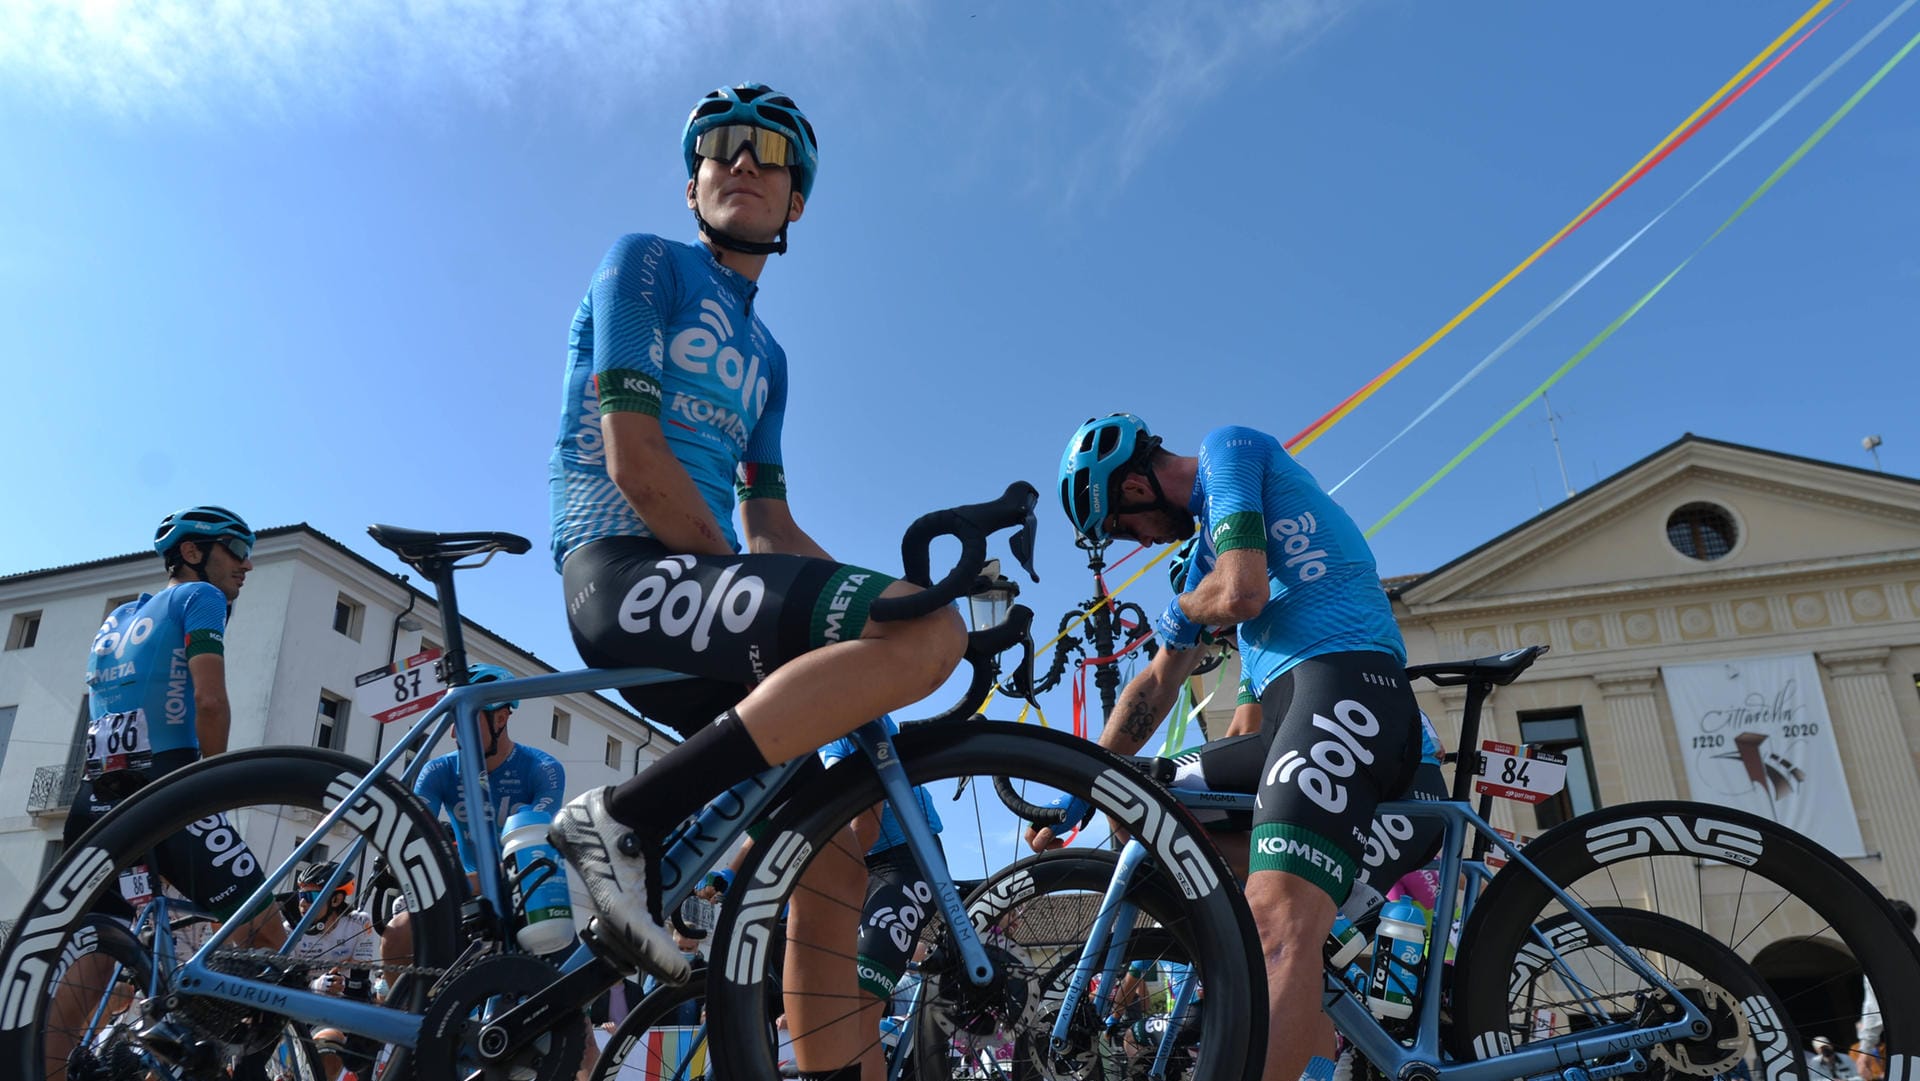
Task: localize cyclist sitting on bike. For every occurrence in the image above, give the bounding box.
[284,863,382,1081]
[50,506,286,1075]
[1037,415,1419,1081]
[384,663,564,967]
[545,81,965,1080]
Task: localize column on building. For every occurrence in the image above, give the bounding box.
[1594,669,1701,928]
[1820,647,1920,905]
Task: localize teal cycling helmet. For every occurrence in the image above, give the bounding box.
[154,505,254,556]
[1058,414,1159,546]
[683,83,818,257]
[1168,537,1199,593]
[154,503,255,572]
[467,662,519,711]
[683,82,819,199]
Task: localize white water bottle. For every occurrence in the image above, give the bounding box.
[1366,898,1429,1019]
[501,809,577,955]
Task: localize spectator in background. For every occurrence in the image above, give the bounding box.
[1854,898,1915,1081]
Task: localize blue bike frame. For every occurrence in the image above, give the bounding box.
[172,666,1000,1050]
[1051,791,1709,1081]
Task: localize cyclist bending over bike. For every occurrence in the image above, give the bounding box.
[545,82,965,1081]
[1037,415,1420,1081]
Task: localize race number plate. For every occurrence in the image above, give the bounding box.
[1482,827,1535,870]
[354,649,447,725]
[119,863,154,908]
[1473,741,1568,804]
[84,709,153,779]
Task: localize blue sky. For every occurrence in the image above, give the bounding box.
[4,0,1917,752]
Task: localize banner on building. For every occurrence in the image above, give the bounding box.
[1660,652,1863,857]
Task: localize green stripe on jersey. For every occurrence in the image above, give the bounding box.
[734,462,788,501]
[1210,511,1265,553]
[185,628,225,658]
[596,369,664,415]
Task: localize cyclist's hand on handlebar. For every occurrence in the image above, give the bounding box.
[1152,598,1203,652]
[1024,792,1092,853]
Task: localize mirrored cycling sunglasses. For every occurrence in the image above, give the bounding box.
[692,124,798,168]
[213,537,251,561]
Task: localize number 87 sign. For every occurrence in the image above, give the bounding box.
[1474,740,1568,804]
[354,648,448,725]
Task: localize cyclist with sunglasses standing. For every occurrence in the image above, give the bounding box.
[50,506,286,1078]
[1039,416,1420,1081]
[285,863,383,1081]
[546,83,965,1081]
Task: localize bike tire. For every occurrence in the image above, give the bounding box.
[1451,801,1920,1070]
[591,972,712,1081]
[0,747,466,1081]
[707,721,1264,1081]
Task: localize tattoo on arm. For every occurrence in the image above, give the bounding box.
[1118,699,1160,744]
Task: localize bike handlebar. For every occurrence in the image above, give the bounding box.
[870,481,1040,624]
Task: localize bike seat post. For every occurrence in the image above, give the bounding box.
[1446,677,1493,804]
[421,558,472,692]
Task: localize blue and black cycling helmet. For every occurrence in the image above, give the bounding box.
[154,505,254,560]
[683,82,819,201]
[467,662,519,712]
[1168,537,1199,593]
[1058,414,1160,547]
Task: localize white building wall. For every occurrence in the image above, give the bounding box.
[0,526,673,927]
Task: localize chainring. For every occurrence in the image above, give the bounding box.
[413,954,584,1081]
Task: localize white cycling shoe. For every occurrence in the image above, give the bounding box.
[549,787,691,986]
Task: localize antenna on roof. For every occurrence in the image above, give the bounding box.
[1863,434,1884,472]
[1543,392,1575,499]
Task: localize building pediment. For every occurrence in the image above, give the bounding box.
[1398,436,1920,612]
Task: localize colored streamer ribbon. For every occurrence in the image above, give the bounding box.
[1366,22,1920,537]
[1284,0,1834,456]
[1332,0,1880,496]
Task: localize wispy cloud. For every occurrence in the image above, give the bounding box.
[1111,0,1347,182]
[949,0,1351,204]
[0,0,920,119]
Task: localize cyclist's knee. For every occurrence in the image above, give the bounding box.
[1244,870,1337,947]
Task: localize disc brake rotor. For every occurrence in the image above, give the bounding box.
[1649,978,1750,1077]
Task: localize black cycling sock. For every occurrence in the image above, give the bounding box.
[606,709,770,844]
[798,1066,861,1081]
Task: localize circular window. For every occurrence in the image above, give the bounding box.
[1666,502,1738,561]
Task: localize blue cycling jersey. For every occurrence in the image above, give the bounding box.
[84,583,229,772]
[820,716,943,855]
[549,233,791,568]
[414,743,566,874]
[1182,426,1404,697]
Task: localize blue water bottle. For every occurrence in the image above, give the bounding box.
[501,809,577,954]
[1366,898,1430,1019]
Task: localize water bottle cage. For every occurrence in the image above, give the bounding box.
[507,853,558,902]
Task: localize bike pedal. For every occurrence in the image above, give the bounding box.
[579,917,644,975]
